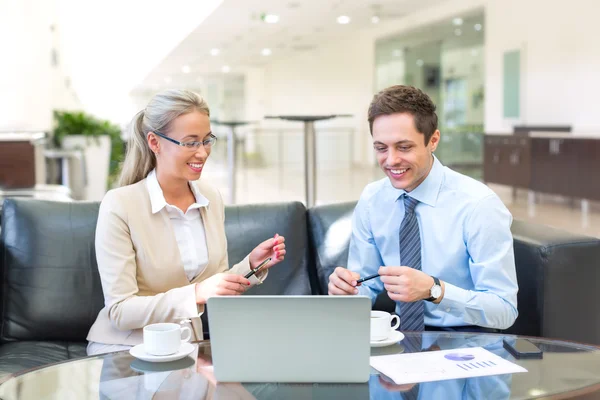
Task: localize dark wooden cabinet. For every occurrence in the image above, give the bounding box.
[483,136,531,188]
[484,134,600,201]
[0,133,46,189]
[576,139,600,200]
[530,138,578,197]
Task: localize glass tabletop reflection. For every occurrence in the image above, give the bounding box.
[0,332,599,400]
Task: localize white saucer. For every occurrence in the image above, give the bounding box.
[370,331,405,347]
[129,342,196,363]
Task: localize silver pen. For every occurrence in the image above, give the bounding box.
[244,257,272,279]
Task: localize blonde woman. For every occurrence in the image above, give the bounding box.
[86,89,286,355]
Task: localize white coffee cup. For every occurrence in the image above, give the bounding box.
[143,322,192,356]
[370,311,400,341]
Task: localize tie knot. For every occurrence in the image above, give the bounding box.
[404,195,419,214]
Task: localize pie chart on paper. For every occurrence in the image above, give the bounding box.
[444,353,475,361]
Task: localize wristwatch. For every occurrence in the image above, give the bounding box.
[426,276,442,302]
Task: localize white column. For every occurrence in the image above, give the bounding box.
[0,0,55,131]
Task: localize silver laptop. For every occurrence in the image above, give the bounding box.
[207,295,371,383]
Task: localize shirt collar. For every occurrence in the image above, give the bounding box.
[146,169,210,214]
[388,154,444,207]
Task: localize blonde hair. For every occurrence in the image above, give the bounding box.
[118,89,210,187]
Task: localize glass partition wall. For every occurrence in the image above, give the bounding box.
[375,11,485,179]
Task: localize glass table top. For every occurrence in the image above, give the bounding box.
[0,332,599,399]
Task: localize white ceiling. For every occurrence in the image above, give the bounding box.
[135,0,449,90]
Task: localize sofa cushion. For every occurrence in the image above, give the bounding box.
[307,201,394,312]
[225,202,315,296]
[0,199,104,342]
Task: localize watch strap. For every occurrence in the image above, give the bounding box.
[426,276,441,302]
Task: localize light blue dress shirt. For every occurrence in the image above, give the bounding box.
[349,155,518,329]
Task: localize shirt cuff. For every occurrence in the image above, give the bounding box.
[357,285,377,305]
[437,282,469,318]
[252,267,268,285]
[240,255,268,286]
[181,283,201,318]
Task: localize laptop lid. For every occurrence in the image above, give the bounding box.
[207,295,371,383]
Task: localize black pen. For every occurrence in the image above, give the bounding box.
[356,273,380,284]
[244,258,272,279]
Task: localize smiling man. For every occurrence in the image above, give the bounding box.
[328,85,518,332]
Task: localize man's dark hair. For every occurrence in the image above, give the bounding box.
[368,85,438,145]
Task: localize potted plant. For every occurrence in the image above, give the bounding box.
[52,110,124,200]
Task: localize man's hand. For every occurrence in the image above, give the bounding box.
[378,376,417,392]
[328,267,360,295]
[379,266,441,302]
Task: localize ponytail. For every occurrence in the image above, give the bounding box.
[117,110,156,187]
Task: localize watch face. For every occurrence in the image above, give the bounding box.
[431,285,442,298]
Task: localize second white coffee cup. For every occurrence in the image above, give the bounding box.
[370,311,400,341]
[143,322,192,356]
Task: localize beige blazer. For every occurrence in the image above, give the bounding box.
[86,178,262,346]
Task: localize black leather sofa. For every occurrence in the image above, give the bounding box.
[1,198,599,381]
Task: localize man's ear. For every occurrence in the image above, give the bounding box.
[428,130,441,152]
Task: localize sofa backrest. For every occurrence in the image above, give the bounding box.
[0,199,104,342]
[224,202,315,296]
[307,201,394,312]
[0,198,315,342]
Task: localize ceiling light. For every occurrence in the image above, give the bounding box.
[182,65,191,73]
[454,28,462,36]
[474,23,482,31]
[262,14,279,24]
[164,76,172,83]
[452,17,463,26]
[261,48,272,56]
[416,59,424,67]
[371,16,380,24]
[210,48,220,56]
[222,65,230,73]
[337,15,351,24]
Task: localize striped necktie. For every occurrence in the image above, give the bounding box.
[398,195,425,332]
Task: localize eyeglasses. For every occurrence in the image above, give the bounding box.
[153,131,217,150]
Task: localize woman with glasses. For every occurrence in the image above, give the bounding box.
[86,89,286,355]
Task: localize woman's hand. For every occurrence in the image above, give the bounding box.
[194,273,250,304]
[249,233,286,271]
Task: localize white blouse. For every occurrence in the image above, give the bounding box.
[146,169,209,281]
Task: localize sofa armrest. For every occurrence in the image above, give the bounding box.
[508,220,600,344]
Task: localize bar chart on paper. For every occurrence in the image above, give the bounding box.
[443,352,500,371]
[370,347,527,385]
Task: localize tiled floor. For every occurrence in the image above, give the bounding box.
[201,154,600,239]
